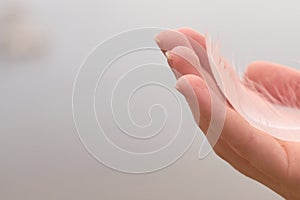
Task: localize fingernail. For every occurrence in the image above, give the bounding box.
[154,30,193,51]
[175,81,181,92]
[165,51,173,67]
[155,36,167,54]
[166,51,182,79]
[155,37,161,46]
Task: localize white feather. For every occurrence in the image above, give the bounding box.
[205,35,300,141]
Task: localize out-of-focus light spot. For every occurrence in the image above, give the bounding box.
[0,2,49,61]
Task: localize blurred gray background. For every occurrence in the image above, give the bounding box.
[1,0,300,199]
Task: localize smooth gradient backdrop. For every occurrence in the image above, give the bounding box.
[1,0,300,199]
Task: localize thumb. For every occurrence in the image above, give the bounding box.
[245,61,300,107]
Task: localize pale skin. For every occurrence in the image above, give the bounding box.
[162,28,300,199]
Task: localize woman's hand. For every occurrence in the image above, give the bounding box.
[161,27,300,199]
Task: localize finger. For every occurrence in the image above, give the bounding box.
[176,27,232,81]
[245,61,300,107]
[166,46,202,78]
[176,74,212,132]
[155,29,192,53]
[155,28,207,78]
[177,28,213,76]
[176,74,289,180]
[177,27,206,49]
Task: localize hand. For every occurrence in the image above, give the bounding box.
[160,27,300,199]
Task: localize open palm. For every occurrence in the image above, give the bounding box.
[158,28,300,199]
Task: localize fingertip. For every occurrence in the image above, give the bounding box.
[165,47,202,78]
[244,61,268,81]
[176,74,206,96]
[176,75,203,124]
[177,27,206,49]
[176,74,212,126]
[165,51,173,65]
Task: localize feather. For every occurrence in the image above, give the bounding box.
[205,35,300,141]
